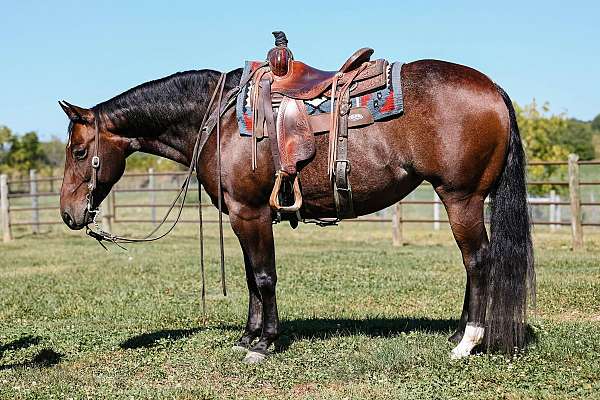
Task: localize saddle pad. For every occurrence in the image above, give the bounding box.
[236,60,404,137]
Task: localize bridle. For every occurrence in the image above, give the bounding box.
[85,118,101,217]
[81,67,266,305]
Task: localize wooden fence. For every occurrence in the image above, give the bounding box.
[1,156,599,249]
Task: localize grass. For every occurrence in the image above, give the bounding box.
[1,222,600,399]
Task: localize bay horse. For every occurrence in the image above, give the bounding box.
[58,59,534,363]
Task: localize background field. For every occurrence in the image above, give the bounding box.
[1,221,599,399]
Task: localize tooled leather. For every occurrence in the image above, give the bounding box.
[276,97,315,175]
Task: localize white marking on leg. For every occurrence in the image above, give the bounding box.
[451,323,484,359]
[243,351,267,364]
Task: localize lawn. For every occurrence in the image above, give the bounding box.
[1,222,599,399]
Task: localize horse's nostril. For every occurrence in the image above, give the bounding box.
[62,211,74,228]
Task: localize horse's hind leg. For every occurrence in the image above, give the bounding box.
[449,279,470,344]
[438,192,489,358]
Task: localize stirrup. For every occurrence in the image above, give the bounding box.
[269,171,302,213]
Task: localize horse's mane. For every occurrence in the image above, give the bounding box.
[93,68,242,136]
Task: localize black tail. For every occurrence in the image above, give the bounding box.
[485,85,535,353]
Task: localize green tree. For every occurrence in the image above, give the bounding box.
[558,119,595,160]
[0,125,13,165]
[591,113,600,132]
[3,131,48,174]
[40,136,66,171]
[515,101,595,194]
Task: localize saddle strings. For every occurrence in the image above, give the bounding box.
[215,74,227,297]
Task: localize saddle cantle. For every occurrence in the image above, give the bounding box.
[250,31,391,220]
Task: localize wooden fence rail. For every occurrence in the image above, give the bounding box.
[1,156,599,249]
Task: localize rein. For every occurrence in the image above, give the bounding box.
[83,68,264,307]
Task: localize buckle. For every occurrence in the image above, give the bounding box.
[91,156,100,168]
[334,159,351,173]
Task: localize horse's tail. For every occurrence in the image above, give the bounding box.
[485,84,535,353]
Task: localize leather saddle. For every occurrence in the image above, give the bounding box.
[251,31,387,219]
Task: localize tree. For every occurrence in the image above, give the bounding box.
[0,125,12,165]
[2,131,48,174]
[40,136,66,170]
[558,119,595,160]
[591,113,600,132]
[515,101,596,195]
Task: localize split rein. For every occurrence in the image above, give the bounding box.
[83,68,265,306]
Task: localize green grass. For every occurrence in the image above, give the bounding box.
[1,223,599,399]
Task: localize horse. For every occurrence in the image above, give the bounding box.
[58,59,534,363]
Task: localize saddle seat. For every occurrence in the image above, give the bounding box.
[270,48,374,100]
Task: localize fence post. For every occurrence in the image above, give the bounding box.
[102,191,113,232]
[392,201,403,246]
[568,154,583,250]
[30,169,40,234]
[149,168,156,224]
[433,192,440,231]
[111,191,117,224]
[1,174,12,242]
[549,190,556,232]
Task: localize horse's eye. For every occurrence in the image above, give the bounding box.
[72,147,88,160]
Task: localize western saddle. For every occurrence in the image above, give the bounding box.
[250,31,387,221]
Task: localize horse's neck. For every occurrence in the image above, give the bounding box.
[133,126,198,167]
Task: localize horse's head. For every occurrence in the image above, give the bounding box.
[59,101,131,230]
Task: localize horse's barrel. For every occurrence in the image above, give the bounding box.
[267,31,293,77]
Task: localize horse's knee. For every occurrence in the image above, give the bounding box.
[254,272,277,294]
[465,243,489,274]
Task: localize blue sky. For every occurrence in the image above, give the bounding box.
[1,0,599,140]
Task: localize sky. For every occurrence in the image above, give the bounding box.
[1,0,599,140]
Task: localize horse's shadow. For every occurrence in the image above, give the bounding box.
[118,317,457,352]
[275,317,457,351]
[120,328,206,349]
[0,335,62,370]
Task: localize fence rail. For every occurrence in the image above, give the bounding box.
[1,156,598,248]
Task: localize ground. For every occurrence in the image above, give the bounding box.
[1,222,599,399]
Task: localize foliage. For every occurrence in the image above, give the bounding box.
[592,113,600,132]
[0,126,48,175]
[126,152,183,172]
[516,101,596,195]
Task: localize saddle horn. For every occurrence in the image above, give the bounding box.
[267,31,293,77]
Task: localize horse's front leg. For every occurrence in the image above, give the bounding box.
[232,250,263,351]
[229,205,279,364]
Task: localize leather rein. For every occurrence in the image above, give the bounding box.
[83,67,265,303]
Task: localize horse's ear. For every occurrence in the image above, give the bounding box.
[59,100,94,124]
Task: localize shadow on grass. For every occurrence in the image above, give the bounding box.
[0,335,41,357]
[120,328,205,349]
[275,317,457,352]
[0,335,62,370]
[116,318,538,355]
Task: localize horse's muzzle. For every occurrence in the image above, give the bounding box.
[61,210,86,230]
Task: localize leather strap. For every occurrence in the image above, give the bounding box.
[259,78,282,172]
[331,63,366,220]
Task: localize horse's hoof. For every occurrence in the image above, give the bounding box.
[450,345,471,359]
[232,345,249,353]
[448,331,464,344]
[243,351,267,364]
